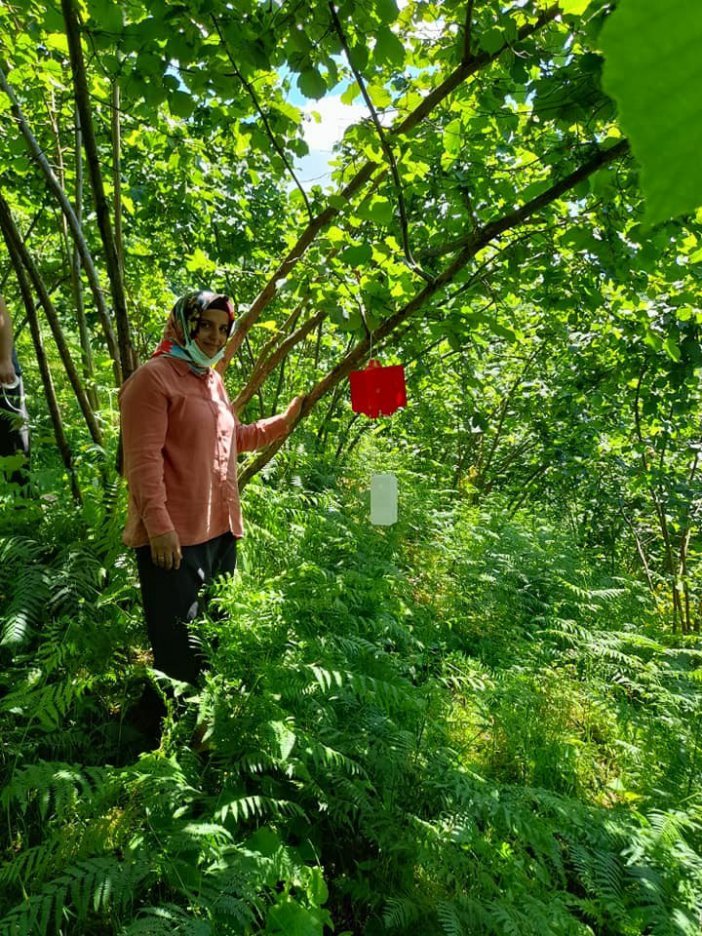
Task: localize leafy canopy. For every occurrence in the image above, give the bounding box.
[601,0,702,225]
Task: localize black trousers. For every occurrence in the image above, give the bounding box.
[135,531,237,684]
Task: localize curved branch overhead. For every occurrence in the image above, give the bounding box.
[0,0,668,499]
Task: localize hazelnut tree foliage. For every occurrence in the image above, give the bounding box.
[1,0,702,626]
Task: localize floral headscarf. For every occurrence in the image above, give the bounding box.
[152,291,235,374]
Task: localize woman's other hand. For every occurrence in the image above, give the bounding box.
[0,356,16,385]
[284,395,304,427]
[149,530,182,570]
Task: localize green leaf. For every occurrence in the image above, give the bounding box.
[560,0,593,14]
[601,0,702,225]
[664,336,681,362]
[305,867,329,907]
[367,84,392,108]
[135,51,163,79]
[271,720,296,760]
[375,0,399,24]
[88,0,124,33]
[358,196,394,226]
[341,243,373,266]
[478,28,505,55]
[443,118,462,158]
[266,897,327,936]
[44,33,69,55]
[169,90,195,119]
[341,81,360,104]
[297,67,327,100]
[185,248,216,274]
[374,27,405,67]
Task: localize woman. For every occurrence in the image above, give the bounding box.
[120,290,302,688]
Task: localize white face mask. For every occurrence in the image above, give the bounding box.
[185,334,226,369]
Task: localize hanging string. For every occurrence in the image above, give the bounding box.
[359,302,374,362]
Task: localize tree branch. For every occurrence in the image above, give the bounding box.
[0,190,102,448]
[211,14,314,221]
[61,0,135,380]
[233,308,327,412]
[422,140,630,259]
[0,60,121,381]
[328,1,430,281]
[220,4,560,369]
[238,138,629,486]
[1,221,81,501]
[463,0,476,63]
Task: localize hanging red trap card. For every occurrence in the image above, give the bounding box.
[350,359,407,418]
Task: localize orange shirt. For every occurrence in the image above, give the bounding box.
[119,356,289,548]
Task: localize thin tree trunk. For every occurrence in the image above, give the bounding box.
[0,192,103,447]
[474,347,541,491]
[0,62,121,381]
[677,445,702,633]
[72,108,98,409]
[47,87,98,408]
[618,505,655,592]
[1,226,81,501]
[633,364,681,630]
[61,0,135,380]
[111,79,124,279]
[508,464,549,514]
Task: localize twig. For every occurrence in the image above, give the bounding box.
[211,14,313,221]
[61,0,134,379]
[328,1,432,282]
[463,0,476,62]
[221,4,561,368]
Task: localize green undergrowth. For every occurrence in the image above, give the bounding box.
[1,449,702,934]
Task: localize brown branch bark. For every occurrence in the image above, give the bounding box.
[71,106,98,410]
[0,61,121,381]
[238,138,628,487]
[111,78,125,279]
[463,0,476,62]
[61,0,135,380]
[219,4,560,369]
[233,308,327,411]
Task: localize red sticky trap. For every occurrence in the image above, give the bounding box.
[350,359,407,418]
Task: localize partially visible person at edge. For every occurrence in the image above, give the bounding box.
[119,290,303,708]
[0,293,30,488]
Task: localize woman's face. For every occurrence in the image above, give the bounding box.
[193,308,230,356]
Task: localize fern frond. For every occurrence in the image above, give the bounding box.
[383,895,422,930]
[437,899,465,936]
[0,762,115,821]
[0,564,50,645]
[120,904,213,936]
[215,793,305,824]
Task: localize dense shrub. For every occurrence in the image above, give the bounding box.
[1,450,702,934]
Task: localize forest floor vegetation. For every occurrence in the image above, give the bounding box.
[1,448,702,935]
